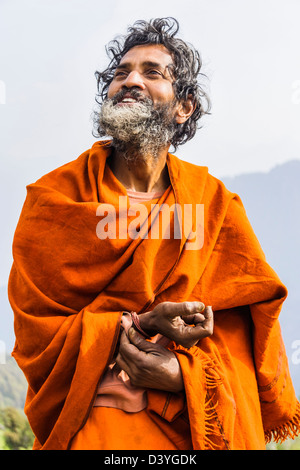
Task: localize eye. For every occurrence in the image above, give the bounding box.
[114,70,127,78]
[146,70,162,78]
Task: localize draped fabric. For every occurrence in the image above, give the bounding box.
[8,141,300,449]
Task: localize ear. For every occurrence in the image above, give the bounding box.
[175,95,196,124]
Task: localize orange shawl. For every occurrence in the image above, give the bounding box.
[8,141,300,450]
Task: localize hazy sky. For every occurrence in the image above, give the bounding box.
[1,0,300,285]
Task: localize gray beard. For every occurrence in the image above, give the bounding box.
[95,94,177,163]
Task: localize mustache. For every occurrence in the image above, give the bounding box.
[111,88,152,106]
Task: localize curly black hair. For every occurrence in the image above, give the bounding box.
[94,17,211,150]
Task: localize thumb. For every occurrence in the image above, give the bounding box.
[128,327,150,348]
[160,301,205,318]
[128,327,162,353]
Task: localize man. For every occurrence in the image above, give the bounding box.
[8,18,300,450]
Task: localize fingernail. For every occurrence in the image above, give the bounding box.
[128,327,135,337]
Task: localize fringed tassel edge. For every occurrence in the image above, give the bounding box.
[173,344,227,449]
[203,364,228,450]
[265,400,300,444]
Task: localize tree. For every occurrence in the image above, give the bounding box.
[0,407,34,450]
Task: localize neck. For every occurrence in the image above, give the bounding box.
[109,145,170,193]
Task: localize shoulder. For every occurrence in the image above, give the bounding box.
[27,141,111,201]
[168,152,237,207]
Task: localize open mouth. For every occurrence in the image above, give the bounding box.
[112,90,148,106]
[118,97,139,104]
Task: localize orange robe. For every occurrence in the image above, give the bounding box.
[8,141,300,450]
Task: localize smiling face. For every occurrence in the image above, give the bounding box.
[107,44,176,108]
[96,44,195,162]
[94,19,210,152]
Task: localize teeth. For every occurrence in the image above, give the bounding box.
[121,98,137,103]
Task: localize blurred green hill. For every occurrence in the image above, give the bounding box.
[0,355,27,410]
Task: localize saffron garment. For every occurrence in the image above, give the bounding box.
[8,141,300,450]
[94,191,170,414]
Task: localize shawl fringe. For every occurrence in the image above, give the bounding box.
[173,344,227,449]
[265,400,300,444]
[203,363,227,450]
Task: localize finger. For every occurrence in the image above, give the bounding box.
[159,301,205,318]
[117,330,143,371]
[172,306,214,347]
[115,351,130,373]
[119,328,131,347]
[183,313,206,325]
[185,306,214,338]
[128,327,149,348]
[128,328,165,355]
[201,306,214,330]
[118,329,142,359]
[118,328,153,365]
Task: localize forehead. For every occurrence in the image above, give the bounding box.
[119,44,174,68]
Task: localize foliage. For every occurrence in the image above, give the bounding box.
[266,435,300,450]
[0,356,34,450]
[0,407,34,450]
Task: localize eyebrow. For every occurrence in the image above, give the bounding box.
[115,61,171,72]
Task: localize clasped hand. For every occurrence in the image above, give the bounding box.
[116,301,213,393]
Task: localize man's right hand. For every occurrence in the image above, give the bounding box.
[138,301,214,349]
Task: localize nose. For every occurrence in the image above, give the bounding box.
[122,71,146,90]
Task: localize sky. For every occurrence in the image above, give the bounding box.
[0,0,300,285]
